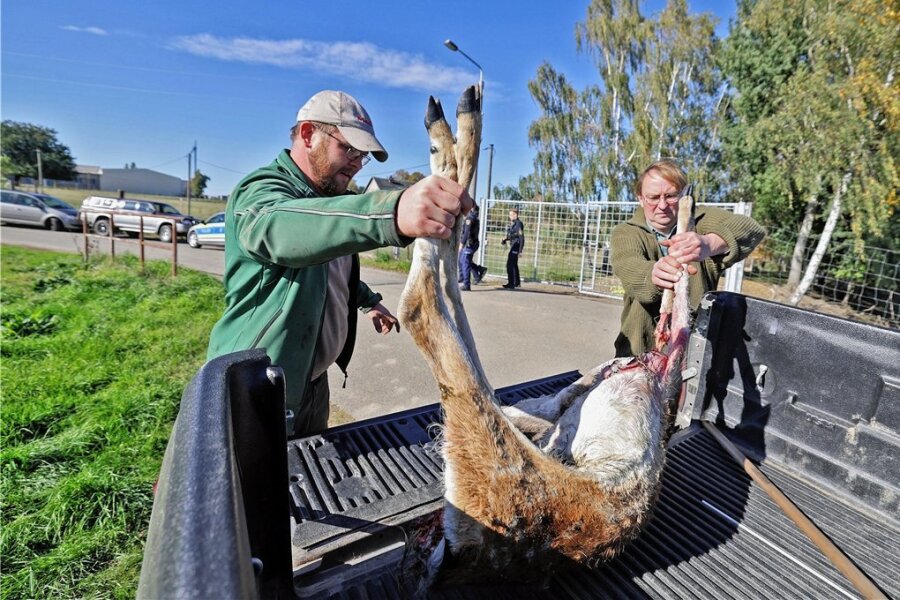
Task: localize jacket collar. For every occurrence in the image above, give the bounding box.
[275,149,316,194]
[628,205,674,238]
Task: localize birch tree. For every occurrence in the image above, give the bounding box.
[722,0,898,304]
[526,0,725,203]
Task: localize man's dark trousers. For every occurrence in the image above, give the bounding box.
[506,249,521,287]
[459,247,476,288]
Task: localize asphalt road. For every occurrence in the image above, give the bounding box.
[1,225,624,420]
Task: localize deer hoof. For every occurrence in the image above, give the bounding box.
[456,84,481,116]
[425,96,446,129]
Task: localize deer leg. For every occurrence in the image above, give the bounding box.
[662,195,695,396]
[654,190,696,353]
[401,88,554,561]
[399,88,499,453]
[440,87,487,383]
[500,358,620,441]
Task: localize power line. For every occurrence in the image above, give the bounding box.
[147,155,188,170]
[198,159,246,175]
[366,162,430,177]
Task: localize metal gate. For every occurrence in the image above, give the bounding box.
[479,199,752,298]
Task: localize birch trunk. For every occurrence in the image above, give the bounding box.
[789,171,851,305]
[788,175,822,289]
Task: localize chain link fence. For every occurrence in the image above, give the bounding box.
[745,226,898,327]
[476,199,751,298]
[472,199,897,328]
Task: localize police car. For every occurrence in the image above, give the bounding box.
[186,212,225,248]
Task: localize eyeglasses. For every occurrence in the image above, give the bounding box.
[315,127,371,166]
[642,192,681,206]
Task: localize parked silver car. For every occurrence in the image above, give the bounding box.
[0,190,81,231]
[79,196,199,243]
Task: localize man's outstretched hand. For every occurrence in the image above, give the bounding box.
[366,302,400,335]
[396,175,474,239]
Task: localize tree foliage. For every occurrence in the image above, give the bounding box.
[721,0,898,302]
[1,121,77,185]
[526,0,726,202]
[390,169,426,185]
[189,169,210,198]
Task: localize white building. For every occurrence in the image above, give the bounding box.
[98,167,187,196]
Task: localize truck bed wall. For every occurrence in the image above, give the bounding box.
[683,291,900,520]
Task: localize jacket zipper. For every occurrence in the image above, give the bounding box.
[249,308,282,349]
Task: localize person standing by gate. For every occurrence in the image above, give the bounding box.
[501,208,525,289]
[458,204,485,290]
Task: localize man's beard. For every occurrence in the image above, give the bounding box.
[309,142,348,196]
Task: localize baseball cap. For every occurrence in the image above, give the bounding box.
[296,90,388,162]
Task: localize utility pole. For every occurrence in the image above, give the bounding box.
[36,149,43,193]
[186,149,192,216]
[187,142,198,215]
[477,144,494,264]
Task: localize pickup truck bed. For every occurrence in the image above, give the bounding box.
[287,384,898,599]
[138,292,900,599]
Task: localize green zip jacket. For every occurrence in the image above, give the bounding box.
[207,150,410,415]
[610,205,766,357]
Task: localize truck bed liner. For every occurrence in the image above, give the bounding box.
[288,374,898,599]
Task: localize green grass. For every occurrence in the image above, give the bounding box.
[360,249,412,273]
[0,247,224,599]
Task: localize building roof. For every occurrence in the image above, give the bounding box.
[364,176,408,193]
[76,165,103,175]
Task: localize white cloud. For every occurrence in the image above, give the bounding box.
[60,25,109,36]
[168,34,477,93]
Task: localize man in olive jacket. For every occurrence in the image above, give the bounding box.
[207,90,472,437]
[610,160,765,357]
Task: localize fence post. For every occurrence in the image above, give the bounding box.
[722,201,752,293]
[591,203,605,290]
[109,214,116,259]
[171,218,178,277]
[139,216,145,274]
[478,198,488,268]
[82,216,90,262]
[578,204,592,292]
[532,201,543,281]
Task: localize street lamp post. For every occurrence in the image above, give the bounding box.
[443,39,483,201]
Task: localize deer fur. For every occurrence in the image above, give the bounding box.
[397,85,693,588]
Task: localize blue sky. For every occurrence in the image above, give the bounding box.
[2,1,734,198]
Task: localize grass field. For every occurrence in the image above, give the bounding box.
[0,247,224,599]
[0,246,367,597]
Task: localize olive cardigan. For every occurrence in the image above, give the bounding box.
[609,206,766,357]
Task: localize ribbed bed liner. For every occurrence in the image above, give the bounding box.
[287,372,898,599]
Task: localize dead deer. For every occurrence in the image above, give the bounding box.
[398,85,693,589]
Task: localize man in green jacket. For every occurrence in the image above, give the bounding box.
[610,159,766,357]
[207,90,472,437]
